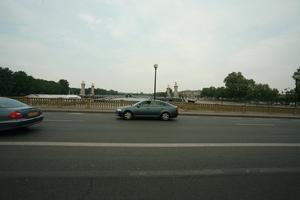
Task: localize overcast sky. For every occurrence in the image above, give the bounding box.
[0,0,299,93]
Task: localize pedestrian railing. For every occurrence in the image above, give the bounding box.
[12,97,300,115]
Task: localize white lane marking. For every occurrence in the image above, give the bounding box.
[252,118,281,121]
[67,113,84,115]
[44,120,84,122]
[235,123,275,126]
[0,142,300,148]
[131,169,224,177]
[130,167,300,177]
[1,167,300,178]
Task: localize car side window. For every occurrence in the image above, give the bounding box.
[158,102,168,107]
[149,101,159,107]
[139,101,151,107]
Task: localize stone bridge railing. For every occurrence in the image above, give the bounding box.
[174,102,300,115]
[14,97,135,110]
[12,97,300,115]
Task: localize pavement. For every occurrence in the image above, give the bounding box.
[0,112,300,200]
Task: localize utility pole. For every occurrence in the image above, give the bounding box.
[153,64,158,99]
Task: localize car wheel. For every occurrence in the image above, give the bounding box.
[123,111,133,120]
[161,112,170,121]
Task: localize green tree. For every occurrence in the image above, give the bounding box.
[293,67,300,102]
[11,71,33,96]
[93,88,119,95]
[215,87,228,99]
[224,72,252,100]
[252,84,279,102]
[156,92,166,97]
[58,79,69,94]
[0,67,14,96]
[201,87,217,98]
[279,88,294,105]
[201,87,228,99]
[70,88,80,95]
[1,67,72,96]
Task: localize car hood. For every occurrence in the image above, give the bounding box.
[117,105,133,110]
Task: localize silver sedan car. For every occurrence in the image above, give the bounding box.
[116,99,178,120]
[0,97,44,131]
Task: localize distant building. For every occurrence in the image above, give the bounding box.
[164,82,200,100]
[159,82,184,102]
[179,90,201,99]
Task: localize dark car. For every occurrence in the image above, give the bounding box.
[116,99,178,120]
[0,97,44,131]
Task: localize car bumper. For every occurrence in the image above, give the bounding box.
[0,115,44,131]
[116,111,123,117]
[171,112,178,118]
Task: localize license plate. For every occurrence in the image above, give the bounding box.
[28,112,39,117]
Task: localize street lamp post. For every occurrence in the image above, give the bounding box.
[293,67,300,107]
[153,64,158,99]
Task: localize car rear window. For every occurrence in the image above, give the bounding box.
[0,98,27,108]
[151,101,168,107]
[159,101,169,106]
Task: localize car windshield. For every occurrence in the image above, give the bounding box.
[0,98,27,108]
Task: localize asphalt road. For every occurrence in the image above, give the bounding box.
[0,112,300,200]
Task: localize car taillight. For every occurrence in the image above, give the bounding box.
[9,111,23,119]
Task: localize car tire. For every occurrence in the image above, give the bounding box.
[123,111,133,120]
[161,112,170,121]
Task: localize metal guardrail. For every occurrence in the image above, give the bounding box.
[12,97,300,115]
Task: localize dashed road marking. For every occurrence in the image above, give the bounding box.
[67,113,85,115]
[235,123,275,126]
[44,119,84,122]
[1,167,300,178]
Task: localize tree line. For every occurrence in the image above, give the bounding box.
[0,67,118,96]
[201,72,280,102]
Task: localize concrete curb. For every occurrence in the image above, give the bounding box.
[40,108,300,119]
[179,112,300,119]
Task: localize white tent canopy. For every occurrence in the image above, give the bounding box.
[26,94,81,99]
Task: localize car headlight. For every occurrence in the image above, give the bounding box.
[117,108,122,112]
